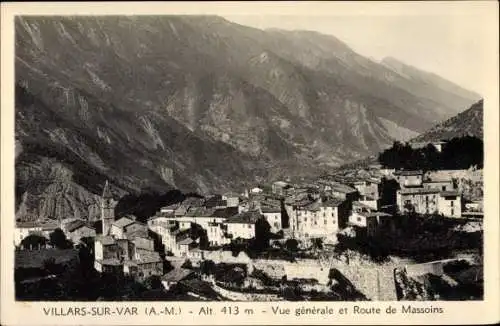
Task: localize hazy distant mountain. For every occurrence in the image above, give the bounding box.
[412,99,483,142]
[15,16,481,221]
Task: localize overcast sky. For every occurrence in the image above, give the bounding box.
[224,10,493,95]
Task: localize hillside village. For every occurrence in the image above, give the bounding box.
[14,138,484,301]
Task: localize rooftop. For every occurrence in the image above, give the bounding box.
[440,191,460,197]
[225,211,262,224]
[162,268,194,283]
[95,235,116,246]
[97,258,122,266]
[16,220,59,229]
[135,249,162,264]
[211,207,239,219]
[322,198,345,207]
[112,217,135,228]
[178,237,195,245]
[400,188,440,195]
[365,212,393,218]
[65,219,90,233]
[394,170,423,176]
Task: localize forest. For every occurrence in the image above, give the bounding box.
[378,136,483,171]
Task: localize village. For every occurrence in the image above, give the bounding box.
[14,140,484,301]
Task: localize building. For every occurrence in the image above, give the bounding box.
[63,219,96,244]
[14,220,59,246]
[261,205,282,233]
[161,268,194,290]
[394,170,424,188]
[250,187,263,194]
[94,181,163,277]
[396,188,440,215]
[317,180,358,201]
[290,197,346,240]
[109,217,136,239]
[222,192,240,207]
[272,181,289,196]
[348,202,394,237]
[409,141,446,153]
[422,177,455,192]
[438,191,462,218]
[94,235,123,273]
[396,187,462,217]
[224,211,263,240]
[101,180,115,236]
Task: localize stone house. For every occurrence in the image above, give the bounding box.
[394,170,424,188]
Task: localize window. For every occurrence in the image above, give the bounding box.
[442,186,446,191]
[357,217,362,222]
[324,219,327,225]
[248,224,252,228]
[451,208,454,215]
[451,201,454,207]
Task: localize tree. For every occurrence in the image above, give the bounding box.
[200,260,216,276]
[285,239,299,252]
[311,238,323,250]
[20,234,48,250]
[49,228,73,249]
[181,259,192,269]
[144,275,163,290]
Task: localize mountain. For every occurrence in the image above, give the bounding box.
[14,16,481,221]
[412,99,484,142]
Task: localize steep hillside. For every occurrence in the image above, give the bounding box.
[15,16,480,221]
[412,99,483,142]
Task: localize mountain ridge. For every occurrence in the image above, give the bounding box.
[15,15,481,221]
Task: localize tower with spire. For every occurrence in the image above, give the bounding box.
[101,180,114,236]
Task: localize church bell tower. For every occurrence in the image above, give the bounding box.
[101,180,115,236]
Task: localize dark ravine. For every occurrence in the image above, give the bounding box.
[15,16,481,221]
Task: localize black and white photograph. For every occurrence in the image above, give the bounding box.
[7,3,495,308]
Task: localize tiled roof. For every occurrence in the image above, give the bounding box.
[95,235,116,245]
[16,220,59,229]
[211,207,239,219]
[440,191,460,197]
[177,238,195,245]
[225,211,262,224]
[112,217,135,228]
[272,181,288,187]
[394,170,423,176]
[136,249,162,264]
[97,258,122,266]
[400,188,440,195]
[365,212,393,218]
[162,268,194,283]
[261,205,281,213]
[66,219,88,232]
[321,198,345,207]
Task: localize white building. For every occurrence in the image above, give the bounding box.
[291,197,345,240]
[14,220,58,246]
[394,170,424,188]
[438,191,462,218]
[261,206,282,233]
[224,211,263,240]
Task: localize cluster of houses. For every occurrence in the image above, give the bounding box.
[14,163,476,282]
[146,166,471,260]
